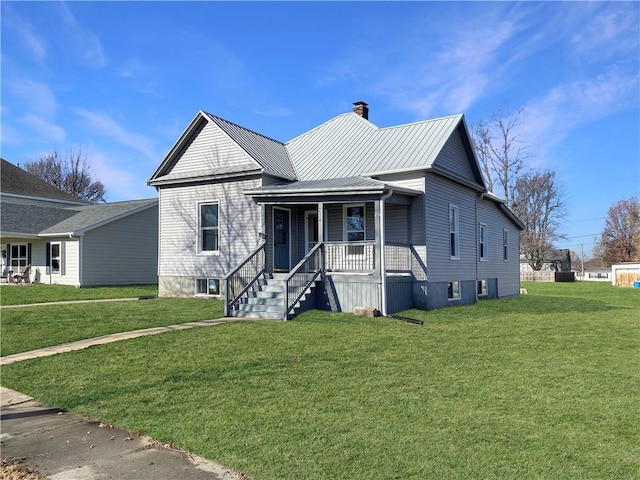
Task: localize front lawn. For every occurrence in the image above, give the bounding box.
[0,284,158,306]
[1,297,224,356]
[1,282,638,479]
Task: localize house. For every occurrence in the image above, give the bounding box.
[1,159,158,286]
[520,248,572,272]
[148,102,524,319]
[611,263,640,287]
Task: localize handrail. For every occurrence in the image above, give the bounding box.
[224,243,266,317]
[283,242,324,320]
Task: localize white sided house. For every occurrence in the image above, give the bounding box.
[148,102,524,319]
[1,159,158,287]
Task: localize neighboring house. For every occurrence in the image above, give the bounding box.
[1,159,158,286]
[520,248,572,272]
[577,267,611,282]
[148,102,524,319]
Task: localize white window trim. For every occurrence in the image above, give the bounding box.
[195,278,221,296]
[479,223,487,261]
[449,204,459,260]
[198,201,220,256]
[343,203,366,242]
[50,241,63,275]
[448,281,461,301]
[477,279,488,297]
[503,228,509,262]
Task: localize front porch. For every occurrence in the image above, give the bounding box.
[225,178,427,319]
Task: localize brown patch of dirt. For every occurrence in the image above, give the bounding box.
[0,457,48,480]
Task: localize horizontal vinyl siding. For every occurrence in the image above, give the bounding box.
[477,199,521,297]
[433,128,476,183]
[169,122,257,176]
[424,174,477,282]
[158,178,262,280]
[23,238,79,286]
[385,204,409,244]
[374,170,426,192]
[81,206,158,286]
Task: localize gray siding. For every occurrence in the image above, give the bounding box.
[385,204,409,243]
[374,170,426,193]
[318,275,382,313]
[158,178,262,285]
[169,122,258,177]
[433,128,476,183]
[424,174,477,282]
[82,206,158,286]
[477,198,521,298]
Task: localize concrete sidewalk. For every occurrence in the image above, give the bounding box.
[0,316,273,479]
[0,387,244,479]
[0,318,251,366]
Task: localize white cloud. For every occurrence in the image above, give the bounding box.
[1,4,47,63]
[55,2,106,68]
[519,66,640,153]
[8,78,58,118]
[20,114,66,142]
[90,152,155,201]
[72,108,156,159]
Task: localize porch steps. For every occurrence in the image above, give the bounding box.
[230,273,317,320]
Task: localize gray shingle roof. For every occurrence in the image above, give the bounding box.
[0,158,88,204]
[2,198,157,237]
[39,199,158,235]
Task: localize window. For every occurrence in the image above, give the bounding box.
[477,280,487,297]
[345,205,365,241]
[503,229,509,261]
[479,224,487,261]
[345,205,365,255]
[196,278,220,296]
[449,205,459,259]
[448,281,460,301]
[50,242,62,274]
[199,203,219,252]
[10,244,28,271]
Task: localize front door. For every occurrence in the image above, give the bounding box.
[305,211,318,252]
[273,208,290,272]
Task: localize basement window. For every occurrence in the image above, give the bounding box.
[196,278,220,296]
[448,281,460,301]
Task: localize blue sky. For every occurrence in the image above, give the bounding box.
[2,1,638,257]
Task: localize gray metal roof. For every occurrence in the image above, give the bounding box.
[286,112,464,180]
[204,112,297,180]
[247,176,421,196]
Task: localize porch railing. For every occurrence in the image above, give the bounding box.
[284,242,324,320]
[223,243,266,316]
[324,241,375,273]
[384,242,427,279]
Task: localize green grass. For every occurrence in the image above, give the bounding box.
[1,282,638,479]
[0,297,224,356]
[0,284,159,306]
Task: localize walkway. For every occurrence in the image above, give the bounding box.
[0,308,270,479]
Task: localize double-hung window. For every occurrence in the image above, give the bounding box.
[199,203,219,253]
[449,205,459,259]
[503,229,509,261]
[479,224,487,261]
[345,205,365,256]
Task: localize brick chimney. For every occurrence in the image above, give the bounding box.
[352,101,369,120]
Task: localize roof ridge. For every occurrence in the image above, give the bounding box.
[377,113,463,132]
[203,111,285,145]
[285,112,378,145]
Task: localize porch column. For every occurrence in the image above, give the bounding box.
[317,202,324,243]
[375,199,385,315]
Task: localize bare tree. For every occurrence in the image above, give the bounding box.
[596,197,640,265]
[512,170,567,271]
[25,149,106,203]
[471,106,527,209]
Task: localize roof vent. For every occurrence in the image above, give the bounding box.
[353,101,369,120]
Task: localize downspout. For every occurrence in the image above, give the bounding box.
[379,188,394,317]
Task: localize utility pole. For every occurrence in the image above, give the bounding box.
[580,243,585,281]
